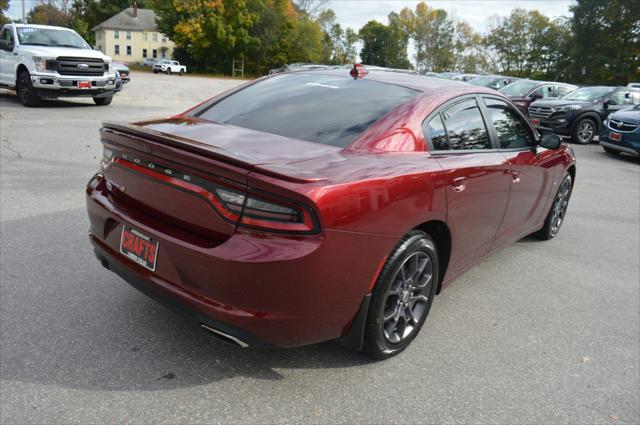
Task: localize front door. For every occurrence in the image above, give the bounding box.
[423,97,512,276]
[0,27,16,85]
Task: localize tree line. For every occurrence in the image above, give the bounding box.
[1,0,638,84]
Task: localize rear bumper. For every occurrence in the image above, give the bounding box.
[86,173,395,347]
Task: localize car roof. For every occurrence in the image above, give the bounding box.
[11,24,76,32]
[296,68,496,96]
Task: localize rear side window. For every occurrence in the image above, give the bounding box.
[196,73,419,147]
[483,98,534,149]
[426,99,491,151]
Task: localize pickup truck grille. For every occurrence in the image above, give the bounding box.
[528,106,553,119]
[609,119,639,133]
[46,57,107,76]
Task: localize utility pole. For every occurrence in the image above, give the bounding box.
[22,0,26,22]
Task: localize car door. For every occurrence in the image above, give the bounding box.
[481,96,557,247]
[423,96,512,275]
[0,27,16,85]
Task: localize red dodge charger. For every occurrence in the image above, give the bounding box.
[86,65,576,359]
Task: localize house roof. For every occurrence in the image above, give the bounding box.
[93,8,158,31]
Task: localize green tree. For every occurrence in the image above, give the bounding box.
[567,0,640,84]
[359,20,391,66]
[403,2,455,73]
[27,3,70,26]
[0,0,10,26]
[386,11,411,68]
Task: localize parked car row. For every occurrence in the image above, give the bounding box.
[432,71,639,156]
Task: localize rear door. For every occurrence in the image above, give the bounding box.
[424,96,512,275]
[480,96,556,247]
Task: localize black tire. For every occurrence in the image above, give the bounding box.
[93,95,113,106]
[603,146,619,155]
[166,68,171,75]
[572,118,597,144]
[153,69,158,74]
[536,172,573,240]
[16,70,41,107]
[179,69,184,75]
[362,230,439,360]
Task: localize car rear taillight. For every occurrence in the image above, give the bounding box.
[104,149,319,235]
[214,186,319,234]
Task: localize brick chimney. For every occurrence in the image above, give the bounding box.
[132,2,138,18]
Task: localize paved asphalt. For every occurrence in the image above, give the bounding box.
[1,72,639,424]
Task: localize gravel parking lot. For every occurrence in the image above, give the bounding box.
[1,71,639,424]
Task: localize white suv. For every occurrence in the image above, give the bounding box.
[0,23,117,106]
[153,60,187,75]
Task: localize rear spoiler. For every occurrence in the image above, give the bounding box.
[101,122,327,183]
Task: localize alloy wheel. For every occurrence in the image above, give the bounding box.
[381,251,434,344]
[550,177,571,236]
[577,121,594,143]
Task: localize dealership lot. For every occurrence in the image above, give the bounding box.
[1,72,638,424]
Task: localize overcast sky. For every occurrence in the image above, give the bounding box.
[328,0,573,33]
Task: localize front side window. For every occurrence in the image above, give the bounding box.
[499,80,539,97]
[530,85,554,98]
[609,90,634,105]
[196,73,419,147]
[0,28,13,46]
[438,99,491,150]
[483,98,533,149]
[556,85,574,97]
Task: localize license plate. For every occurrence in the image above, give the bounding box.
[77,81,92,89]
[531,118,541,126]
[609,132,622,142]
[120,226,159,271]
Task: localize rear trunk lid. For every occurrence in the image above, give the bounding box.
[99,117,333,245]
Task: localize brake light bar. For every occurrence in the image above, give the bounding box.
[350,63,369,79]
[106,150,319,235]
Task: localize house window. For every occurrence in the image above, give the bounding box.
[126,45,131,55]
[152,33,158,42]
[126,31,131,40]
[143,32,147,41]
[161,35,167,43]
[142,48,147,58]
[161,49,166,58]
[152,49,157,58]
[114,30,119,39]
[114,45,120,55]
[96,32,101,40]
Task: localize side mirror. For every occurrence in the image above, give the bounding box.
[539,132,562,150]
[530,92,543,100]
[0,39,13,51]
[605,98,618,106]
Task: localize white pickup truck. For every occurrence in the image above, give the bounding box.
[153,59,187,75]
[0,23,117,106]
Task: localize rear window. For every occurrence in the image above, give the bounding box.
[196,73,419,147]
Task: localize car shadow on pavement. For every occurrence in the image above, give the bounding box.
[0,208,372,393]
[0,91,96,108]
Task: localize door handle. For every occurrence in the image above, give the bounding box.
[452,177,467,192]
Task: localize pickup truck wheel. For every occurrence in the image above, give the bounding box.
[93,95,113,106]
[166,68,171,75]
[153,69,158,74]
[17,71,41,107]
[573,118,596,144]
[179,69,184,75]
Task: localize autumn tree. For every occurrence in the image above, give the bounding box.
[27,3,70,26]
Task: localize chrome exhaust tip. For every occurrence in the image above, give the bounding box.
[200,324,249,348]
